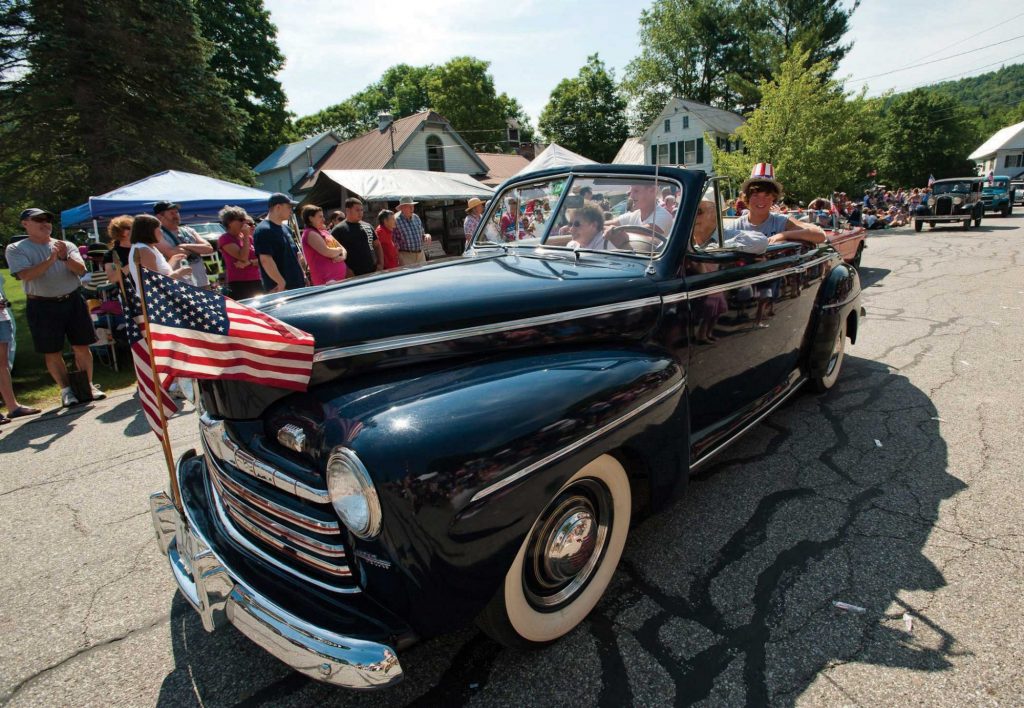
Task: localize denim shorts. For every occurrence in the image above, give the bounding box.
[0,319,12,345]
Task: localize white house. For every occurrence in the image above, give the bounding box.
[253,131,341,195]
[969,119,1024,179]
[616,98,745,173]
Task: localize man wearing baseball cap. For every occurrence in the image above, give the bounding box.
[733,163,825,244]
[153,201,214,287]
[4,208,106,407]
[393,196,432,266]
[254,193,306,293]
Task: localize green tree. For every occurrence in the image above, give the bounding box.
[539,54,628,163]
[622,0,859,130]
[194,0,292,166]
[876,89,980,186]
[713,48,875,202]
[425,56,509,151]
[0,0,248,228]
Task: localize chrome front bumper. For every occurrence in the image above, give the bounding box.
[149,466,403,690]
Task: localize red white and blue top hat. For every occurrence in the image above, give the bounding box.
[741,161,783,195]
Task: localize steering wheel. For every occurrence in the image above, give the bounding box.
[606,224,667,254]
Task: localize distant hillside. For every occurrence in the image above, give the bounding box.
[920,63,1024,115]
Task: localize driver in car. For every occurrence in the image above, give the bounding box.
[605,183,674,235]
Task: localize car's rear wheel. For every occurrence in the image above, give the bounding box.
[812,319,846,393]
[962,218,971,230]
[914,219,923,233]
[974,216,982,227]
[477,455,631,649]
[852,244,864,268]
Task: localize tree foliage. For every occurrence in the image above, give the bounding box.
[538,54,628,163]
[713,49,875,202]
[293,57,529,152]
[876,89,979,185]
[193,0,292,166]
[623,0,859,131]
[0,0,250,230]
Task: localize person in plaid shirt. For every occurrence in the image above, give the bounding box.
[393,197,432,266]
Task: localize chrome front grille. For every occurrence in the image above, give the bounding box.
[935,196,953,215]
[199,414,357,592]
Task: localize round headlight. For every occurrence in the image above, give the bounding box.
[326,448,381,539]
[953,197,963,205]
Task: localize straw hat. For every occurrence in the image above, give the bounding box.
[465,197,485,212]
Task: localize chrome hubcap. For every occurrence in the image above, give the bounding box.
[524,480,610,610]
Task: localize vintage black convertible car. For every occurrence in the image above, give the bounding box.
[149,165,863,689]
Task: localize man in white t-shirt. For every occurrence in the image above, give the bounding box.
[607,183,675,236]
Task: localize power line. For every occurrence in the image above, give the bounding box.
[892,12,1024,67]
[880,51,1024,95]
[848,33,1024,83]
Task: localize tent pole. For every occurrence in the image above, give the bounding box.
[92,219,100,243]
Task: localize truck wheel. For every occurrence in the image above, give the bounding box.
[1003,204,1010,217]
[914,219,923,233]
[974,216,982,227]
[962,218,970,230]
[477,455,631,649]
[812,319,846,393]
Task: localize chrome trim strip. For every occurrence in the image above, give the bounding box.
[664,254,832,303]
[313,296,663,363]
[209,483,360,593]
[212,476,347,557]
[470,377,685,503]
[209,460,340,534]
[200,414,329,503]
[689,379,805,472]
[223,505,352,577]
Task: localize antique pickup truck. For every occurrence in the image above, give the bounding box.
[149,165,863,690]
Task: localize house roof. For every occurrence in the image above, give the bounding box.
[297,111,489,190]
[253,131,338,174]
[969,120,1024,160]
[476,152,531,186]
[642,98,745,144]
[612,137,645,165]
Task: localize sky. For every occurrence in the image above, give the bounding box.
[263,0,1024,128]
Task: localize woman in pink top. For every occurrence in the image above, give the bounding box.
[300,205,347,285]
[216,206,263,300]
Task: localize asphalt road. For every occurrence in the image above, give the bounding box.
[2,215,1023,707]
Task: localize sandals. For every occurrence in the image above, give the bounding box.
[7,406,41,419]
[0,415,9,425]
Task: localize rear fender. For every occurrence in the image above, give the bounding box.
[321,349,685,637]
[808,263,861,378]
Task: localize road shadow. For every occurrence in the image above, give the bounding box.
[0,403,96,453]
[855,266,890,289]
[155,355,962,706]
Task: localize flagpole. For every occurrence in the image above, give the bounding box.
[133,250,183,515]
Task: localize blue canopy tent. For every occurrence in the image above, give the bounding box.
[61,170,279,229]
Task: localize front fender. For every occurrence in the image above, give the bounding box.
[321,348,685,637]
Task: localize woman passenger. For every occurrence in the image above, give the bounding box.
[566,205,610,250]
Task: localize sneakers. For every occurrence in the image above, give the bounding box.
[90,384,107,401]
[61,387,80,407]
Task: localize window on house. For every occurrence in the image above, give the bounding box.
[683,139,697,165]
[426,135,444,172]
[1006,155,1012,168]
[664,119,671,133]
[682,116,689,130]
[657,143,670,164]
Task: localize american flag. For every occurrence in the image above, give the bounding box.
[122,275,179,442]
[139,268,315,391]
[928,174,935,187]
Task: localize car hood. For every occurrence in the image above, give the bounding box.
[201,252,663,419]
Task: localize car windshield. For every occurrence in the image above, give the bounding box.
[983,180,1009,191]
[932,181,973,195]
[474,174,681,258]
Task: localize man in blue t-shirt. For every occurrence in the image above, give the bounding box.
[254,193,306,293]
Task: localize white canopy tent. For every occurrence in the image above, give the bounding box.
[514,144,595,177]
[306,169,493,203]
